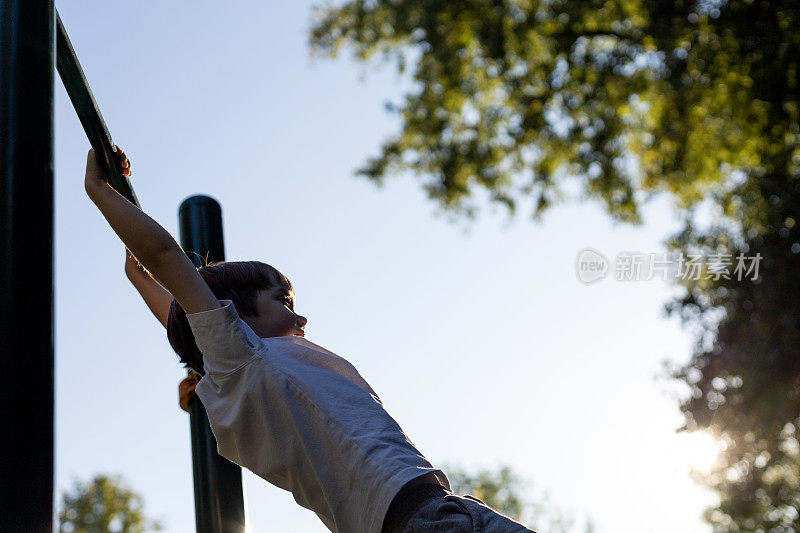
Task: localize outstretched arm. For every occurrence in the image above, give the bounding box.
[125,248,173,328]
[85,148,219,315]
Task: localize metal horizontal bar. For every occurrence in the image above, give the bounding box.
[55,10,139,207]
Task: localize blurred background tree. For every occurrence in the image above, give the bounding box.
[58,474,162,533]
[445,463,592,532]
[311,0,800,529]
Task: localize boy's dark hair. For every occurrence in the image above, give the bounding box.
[166,261,293,375]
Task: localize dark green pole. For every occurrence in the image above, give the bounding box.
[0,0,55,531]
[179,195,246,533]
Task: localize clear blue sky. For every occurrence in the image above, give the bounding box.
[54,1,716,531]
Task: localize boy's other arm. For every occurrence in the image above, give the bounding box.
[85,148,219,315]
[125,248,173,328]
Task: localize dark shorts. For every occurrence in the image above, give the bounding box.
[383,483,537,533]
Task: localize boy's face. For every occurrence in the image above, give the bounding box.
[244,287,307,338]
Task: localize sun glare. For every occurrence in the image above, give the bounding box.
[678,431,723,474]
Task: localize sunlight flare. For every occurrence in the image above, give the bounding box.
[679,431,723,475]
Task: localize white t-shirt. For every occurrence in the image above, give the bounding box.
[187,300,450,533]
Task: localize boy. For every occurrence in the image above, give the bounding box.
[86,148,536,532]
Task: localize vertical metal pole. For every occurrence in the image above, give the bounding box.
[179,195,246,533]
[0,1,55,531]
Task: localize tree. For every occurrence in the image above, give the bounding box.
[58,474,162,533]
[310,0,786,225]
[311,0,800,528]
[445,463,592,532]
[667,198,800,531]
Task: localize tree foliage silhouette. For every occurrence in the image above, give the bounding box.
[58,474,162,533]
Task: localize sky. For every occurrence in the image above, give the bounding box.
[54,1,717,531]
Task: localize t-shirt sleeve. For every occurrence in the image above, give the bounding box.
[186,299,262,375]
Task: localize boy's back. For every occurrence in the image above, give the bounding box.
[187,300,450,533]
